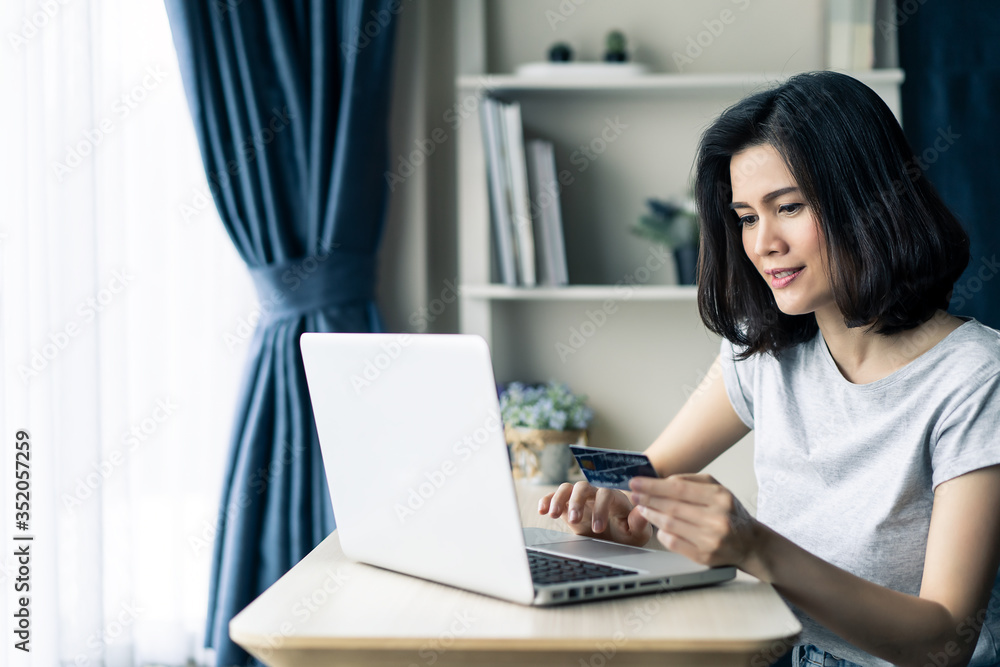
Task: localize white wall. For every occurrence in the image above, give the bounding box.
[379,0,458,334]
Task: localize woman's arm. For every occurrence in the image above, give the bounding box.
[630,464,1000,667]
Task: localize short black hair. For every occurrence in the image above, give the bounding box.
[695,70,970,358]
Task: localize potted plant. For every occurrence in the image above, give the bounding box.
[632,197,700,285]
[499,381,594,484]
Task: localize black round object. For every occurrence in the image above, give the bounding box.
[548,42,573,62]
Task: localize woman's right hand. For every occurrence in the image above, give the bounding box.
[538,480,652,547]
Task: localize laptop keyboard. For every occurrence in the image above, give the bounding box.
[527,548,639,585]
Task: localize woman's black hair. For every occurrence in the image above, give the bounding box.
[695,70,970,358]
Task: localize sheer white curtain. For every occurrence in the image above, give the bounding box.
[1,1,257,665]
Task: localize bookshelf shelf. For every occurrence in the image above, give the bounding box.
[457,69,904,96]
[461,284,698,301]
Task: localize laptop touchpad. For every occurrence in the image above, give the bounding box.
[536,539,651,560]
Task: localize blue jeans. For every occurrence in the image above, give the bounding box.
[791,644,864,667]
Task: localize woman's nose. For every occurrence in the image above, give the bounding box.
[753,216,787,257]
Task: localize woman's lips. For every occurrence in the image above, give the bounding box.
[770,267,804,289]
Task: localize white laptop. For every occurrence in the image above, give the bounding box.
[299,333,735,606]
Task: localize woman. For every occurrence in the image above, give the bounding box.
[539,71,1000,667]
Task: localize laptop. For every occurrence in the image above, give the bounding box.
[299,332,736,606]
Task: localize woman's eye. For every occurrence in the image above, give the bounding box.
[779,203,803,215]
[738,214,758,227]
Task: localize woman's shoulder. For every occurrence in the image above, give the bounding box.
[907,318,1000,410]
[953,317,1000,342]
[880,317,1000,393]
[942,319,1000,380]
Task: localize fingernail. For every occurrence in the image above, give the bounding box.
[631,493,640,505]
[538,499,545,512]
[593,519,604,533]
[568,509,580,523]
[637,505,648,516]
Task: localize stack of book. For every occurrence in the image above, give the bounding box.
[480,97,569,287]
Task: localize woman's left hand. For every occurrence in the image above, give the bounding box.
[629,473,760,569]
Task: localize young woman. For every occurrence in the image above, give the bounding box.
[538,71,1000,667]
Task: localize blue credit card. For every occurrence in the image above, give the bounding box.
[569,445,658,490]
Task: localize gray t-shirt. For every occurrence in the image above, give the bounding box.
[720,318,1000,666]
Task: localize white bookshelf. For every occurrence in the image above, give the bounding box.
[454,0,902,509]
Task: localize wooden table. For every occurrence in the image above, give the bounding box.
[230,482,801,666]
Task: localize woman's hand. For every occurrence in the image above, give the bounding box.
[538,480,652,547]
[629,473,761,569]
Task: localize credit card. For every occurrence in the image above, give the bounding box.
[568,445,658,490]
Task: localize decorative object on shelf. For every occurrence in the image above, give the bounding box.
[604,29,628,62]
[547,42,574,62]
[632,198,700,285]
[500,381,593,484]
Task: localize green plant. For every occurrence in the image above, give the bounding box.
[632,198,699,249]
[499,381,593,431]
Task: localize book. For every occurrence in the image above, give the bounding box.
[525,139,568,286]
[826,0,853,70]
[850,0,875,70]
[501,101,536,287]
[525,140,553,286]
[479,98,518,286]
[826,0,876,71]
[873,0,899,68]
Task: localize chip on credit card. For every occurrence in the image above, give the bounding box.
[568,445,658,490]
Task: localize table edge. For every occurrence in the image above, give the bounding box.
[229,630,802,653]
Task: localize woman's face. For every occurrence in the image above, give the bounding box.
[730,143,836,318]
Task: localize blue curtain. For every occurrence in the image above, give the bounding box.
[164,1,398,665]
[898,1,1000,328]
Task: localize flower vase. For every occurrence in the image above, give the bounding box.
[505,426,588,485]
